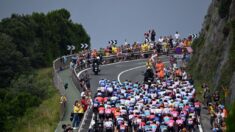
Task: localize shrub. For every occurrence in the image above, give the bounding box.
[218,0,232,19]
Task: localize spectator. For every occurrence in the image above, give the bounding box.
[72,100,80,129]
[174,31,180,40]
[81,96,88,111]
[77,102,84,122]
[213,91,220,103]
[209,104,216,129]
[60,95,67,104]
[150,29,156,42]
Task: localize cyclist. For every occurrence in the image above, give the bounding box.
[104,118,113,132]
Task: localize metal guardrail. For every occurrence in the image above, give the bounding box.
[52,50,156,131]
[52,55,73,120]
[74,51,156,131]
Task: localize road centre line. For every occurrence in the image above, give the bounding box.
[117,65,146,84]
[117,61,168,84]
[77,58,147,78]
[77,56,163,80]
[77,56,167,78]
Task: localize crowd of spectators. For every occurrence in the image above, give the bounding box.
[202,84,228,131]
[61,30,208,132]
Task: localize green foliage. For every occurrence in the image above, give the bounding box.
[12,93,60,132]
[0,100,8,130]
[223,22,231,37]
[0,68,60,131]
[8,92,40,117]
[189,33,225,92]
[0,8,90,88]
[218,0,232,19]
[0,33,30,88]
[0,9,90,131]
[227,102,235,132]
[205,24,210,31]
[189,36,206,81]
[219,20,235,87]
[12,68,60,132]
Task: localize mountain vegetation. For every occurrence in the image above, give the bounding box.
[0,9,90,131]
[188,0,235,130]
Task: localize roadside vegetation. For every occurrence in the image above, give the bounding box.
[188,0,235,131]
[188,0,235,101]
[12,68,60,132]
[226,102,235,132]
[0,9,90,131]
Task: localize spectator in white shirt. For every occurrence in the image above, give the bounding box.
[174,31,180,40]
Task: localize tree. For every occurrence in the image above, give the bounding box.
[0,33,30,88]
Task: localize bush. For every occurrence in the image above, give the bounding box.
[218,0,232,18]
[0,68,59,131]
[223,22,230,37]
[227,102,235,132]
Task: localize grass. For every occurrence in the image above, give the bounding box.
[226,101,235,132]
[12,68,60,132]
[193,82,204,101]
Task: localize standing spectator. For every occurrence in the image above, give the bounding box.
[209,104,216,129]
[213,91,220,103]
[174,31,180,41]
[144,32,150,42]
[86,96,93,109]
[162,39,169,55]
[78,102,84,122]
[206,90,212,106]
[202,83,209,100]
[81,96,88,112]
[158,36,164,44]
[169,35,173,48]
[72,100,80,129]
[81,89,86,97]
[60,95,67,104]
[150,29,156,42]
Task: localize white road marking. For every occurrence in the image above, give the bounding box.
[76,58,147,131]
[76,56,206,132]
[117,61,168,84]
[76,58,147,78]
[76,56,167,78]
[198,116,203,132]
[117,65,146,84]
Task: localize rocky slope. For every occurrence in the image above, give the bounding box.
[189,0,235,104]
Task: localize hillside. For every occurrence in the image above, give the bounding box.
[189,0,235,104]
[0,9,90,131]
[0,8,90,88]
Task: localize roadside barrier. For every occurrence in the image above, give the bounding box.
[52,49,177,131]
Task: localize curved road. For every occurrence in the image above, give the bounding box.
[56,58,150,132]
[77,56,171,131]
[56,55,209,132]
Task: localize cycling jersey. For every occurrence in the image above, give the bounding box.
[98,107,105,114]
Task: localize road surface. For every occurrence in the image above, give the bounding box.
[56,55,210,132]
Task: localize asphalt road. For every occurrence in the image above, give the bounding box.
[87,56,171,96]
[56,55,210,132]
[77,56,172,131]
